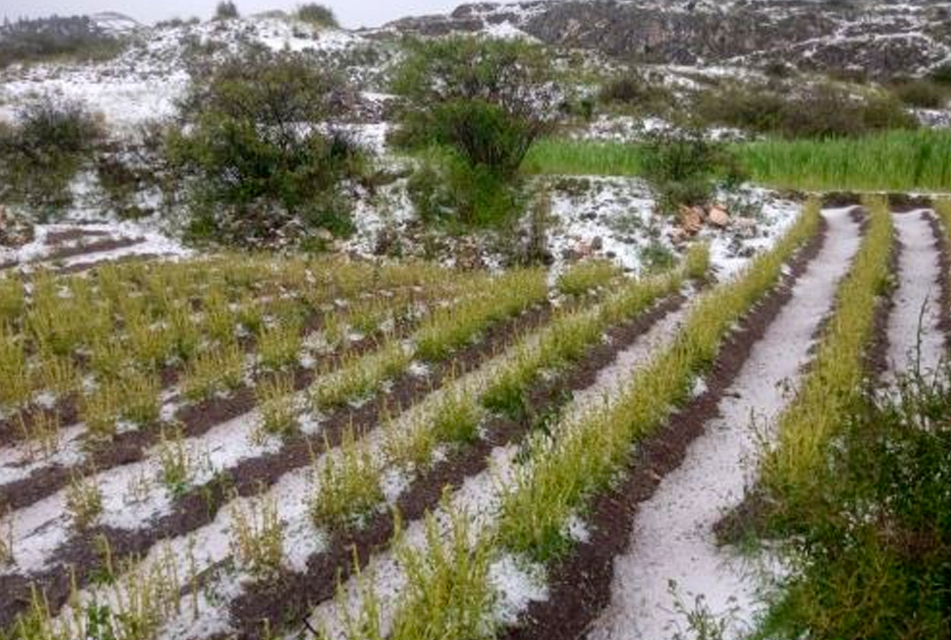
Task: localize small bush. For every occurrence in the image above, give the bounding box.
[890,78,947,109]
[598,73,673,113]
[0,97,104,212]
[296,3,338,28]
[640,127,742,215]
[214,1,239,20]
[393,36,556,228]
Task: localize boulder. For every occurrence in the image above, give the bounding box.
[708,205,731,228]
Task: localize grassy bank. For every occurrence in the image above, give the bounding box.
[523,130,951,192]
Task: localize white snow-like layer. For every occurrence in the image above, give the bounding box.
[885,211,946,380]
[298,295,695,640]
[0,220,190,271]
[586,207,862,640]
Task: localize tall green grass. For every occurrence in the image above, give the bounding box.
[740,129,951,191]
[523,130,951,192]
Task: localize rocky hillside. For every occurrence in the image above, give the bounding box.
[387,0,951,78]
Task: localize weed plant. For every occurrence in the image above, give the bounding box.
[756,365,951,640]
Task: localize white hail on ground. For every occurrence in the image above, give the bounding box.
[586,207,862,640]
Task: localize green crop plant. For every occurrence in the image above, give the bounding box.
[257,319,303,371]
[19,410,61,459]
[309,426,383,531]
[181,342,246,402]
[230,493,285,582]
[0,275,24,327]
[82,380,123,441]
[120,371,161,426]
[157,427,195,498]
[255,373,299,438]
[762,196,895,503]
[310,343,411,412]
[388,504,497,640]
[33,354,81,398]
[65,473,103,530]
[495,200,821,562]
[0,327,31,407]
[383,407,439,472]
[556,259,623,297]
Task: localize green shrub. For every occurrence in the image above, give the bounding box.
[167,48,365,246]
[758,366,951,640]
[407,147,526,228]
[598,72,673,113]
[641,127,742,215]
[296,3,338,27]
[393,36,555,227]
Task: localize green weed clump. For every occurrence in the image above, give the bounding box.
[757,366,951,640]
[763,196,895,500]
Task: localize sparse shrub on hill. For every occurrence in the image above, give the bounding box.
[697,82,917,139]
[167,47,367,247]
[214,1,239,20]
[0,15,125,68]
[393,36,558,228]
[597,72,674,114]
[0,97,104,215]
[296,3,339,28]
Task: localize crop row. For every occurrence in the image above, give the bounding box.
[762,196,894,499]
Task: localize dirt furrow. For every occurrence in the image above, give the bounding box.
[499,208,836,640]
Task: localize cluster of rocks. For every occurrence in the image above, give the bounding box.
[670,203,755,244]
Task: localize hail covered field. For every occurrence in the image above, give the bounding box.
[2,4,951,640]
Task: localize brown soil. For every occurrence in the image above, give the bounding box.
[41,237,145,263]
[44,228,111,246]
[926,213,951,352]
[499,218,828,640]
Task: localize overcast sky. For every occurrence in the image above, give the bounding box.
[0,0,477,29]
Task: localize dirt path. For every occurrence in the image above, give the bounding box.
[586,207,862,640]
[886,210,946,379]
